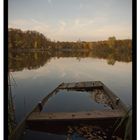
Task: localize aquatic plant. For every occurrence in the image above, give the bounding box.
[113,107,132,140]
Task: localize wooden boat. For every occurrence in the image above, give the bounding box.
[8,81,128,140]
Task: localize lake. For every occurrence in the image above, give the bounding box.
[9,50,132,139]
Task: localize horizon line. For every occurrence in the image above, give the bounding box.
[8,27,132,42]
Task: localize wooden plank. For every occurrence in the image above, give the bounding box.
[101,82,128,111]
[9,81,127,140]
[59,83,67,89]
[59,81,103,90]
[41,83,62,106]
[8,84,62,140]
[94,81,102,86]
[66,83,70,88]
[27,110,125,122]
[75,82,84,88]
[67,83,75,88]
[84,82,94,88]
[8,104,41,140]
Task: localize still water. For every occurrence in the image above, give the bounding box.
[42,89,112,113]
[9,51,132,139]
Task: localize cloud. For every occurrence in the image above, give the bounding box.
[96,23,132,39]
[59,20,66,32]
[9,17,132,41]
[47,0,52,5]
[9,19,52,37]
[79,3,84,9]
[59,20,66,27]
[9,19,29,28]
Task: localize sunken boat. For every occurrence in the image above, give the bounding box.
[8,81,130,140]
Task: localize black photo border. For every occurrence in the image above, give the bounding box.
[4,0,137,140]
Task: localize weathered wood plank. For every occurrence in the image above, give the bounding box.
[9,81,128,140]
[102,82,128,111]
[67,83,75,88]
[8,104,41,140]
[27,110,125,122]
[59,83,67,89]
[41,83,62,106]
[59,81,103,90]
[8,84,62,140]
[75,82,84,88]
[94,81,102,86]
[84,82,94,88]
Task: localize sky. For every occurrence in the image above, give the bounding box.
[8,0,132,41]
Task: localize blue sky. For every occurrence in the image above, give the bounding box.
[9,0,132,41]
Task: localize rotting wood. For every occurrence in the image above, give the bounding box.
[101,82,127,111]
[27,110,125,122]
[84,82,93,87]
[9,81,128,140]
[8,104,40,140]
[67,83,75,88]
[8,83,62,140]
[59,81,103,90]
[41,84,62,107]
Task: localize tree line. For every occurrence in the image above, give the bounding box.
[8,28,51,50]
[8,28,132,54]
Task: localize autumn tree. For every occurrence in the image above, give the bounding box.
[108,36,116,48]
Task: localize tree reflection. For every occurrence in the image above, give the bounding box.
[9,49,132,72]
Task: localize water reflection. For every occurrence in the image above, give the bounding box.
[9,50,131,72]
[9,50,132,140]
[10,56,132,123]
[42,89,112,113]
